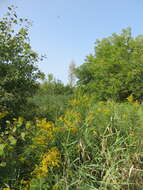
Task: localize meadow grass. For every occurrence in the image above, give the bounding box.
[1,97,143,189]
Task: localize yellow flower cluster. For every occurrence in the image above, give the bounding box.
[32,147,60,178]
[127,94,134,103]
[36,119,58,133]
[69,95,91,108]
[126,95,140,107]
[32,119,59,146]
[59,110,81,133]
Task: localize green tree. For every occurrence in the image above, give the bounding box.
[0,7,42,117]
[76,28,143,101]
[68,60,76,87]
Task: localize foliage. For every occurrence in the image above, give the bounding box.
[1,7,143,190]
[31,74,74,121]
[0,7,42,117]
[1,95,143,189]
[76,28,143,102]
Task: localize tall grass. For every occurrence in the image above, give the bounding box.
[1,97,143,189]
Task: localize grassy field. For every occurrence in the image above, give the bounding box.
[1,96,143,189]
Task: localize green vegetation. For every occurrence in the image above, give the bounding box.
[1,7,143,190]
[1,98,143,189]
[31,74,74,121]
[0,7,42,119]
[76,28,143,102]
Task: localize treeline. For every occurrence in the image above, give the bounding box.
[1,7,143,122]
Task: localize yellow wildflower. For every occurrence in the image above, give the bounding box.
[127,95,134,103]
[32,147,60,178]
[44,147,60,167]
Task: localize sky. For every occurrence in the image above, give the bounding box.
[0,0,143,83]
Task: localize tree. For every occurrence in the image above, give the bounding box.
[0,7,42,117]
[76,28,143,102]
[68,60,76,87]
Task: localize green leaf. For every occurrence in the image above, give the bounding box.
[21,132,26,140]
[0,144,6,156]
[0,162,6,167]
[9,136,17,145]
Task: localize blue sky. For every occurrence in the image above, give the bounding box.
[1,0,143,83]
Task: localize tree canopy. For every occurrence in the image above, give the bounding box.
[0,7,42,117]
[76,28,143,101]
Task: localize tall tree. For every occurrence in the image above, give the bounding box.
[0,7,42,117]
[68,60,76,87]
[76,28,143,101]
